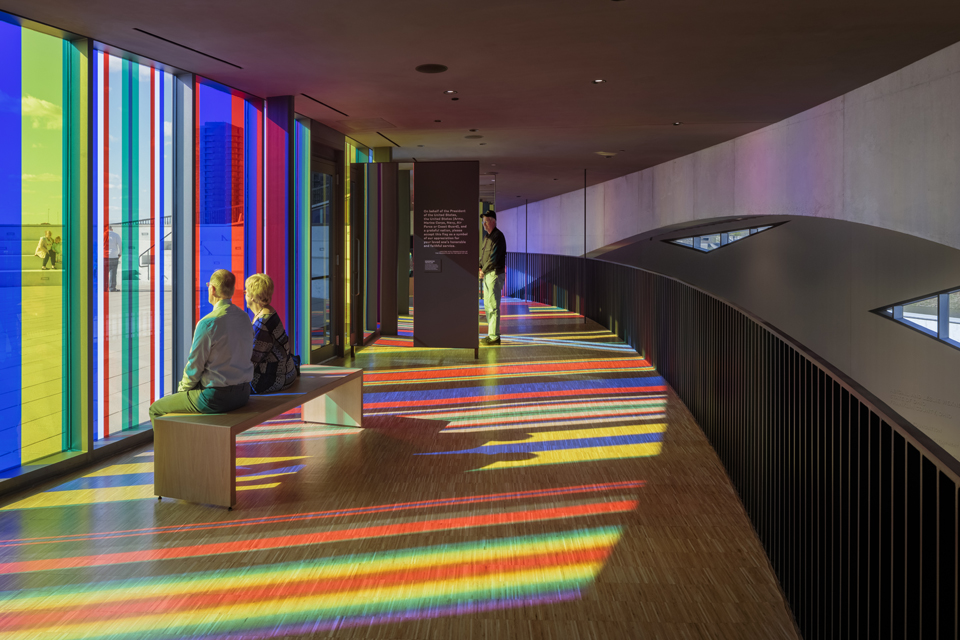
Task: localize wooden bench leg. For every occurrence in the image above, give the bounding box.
[154,419,237,508]
[302,374,363,427]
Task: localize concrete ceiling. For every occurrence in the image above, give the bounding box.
[7,0,960,210]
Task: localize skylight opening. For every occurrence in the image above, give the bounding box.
[666,224,778,253]
[875,287,960,351]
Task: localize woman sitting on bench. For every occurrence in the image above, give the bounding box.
[245,273,299,394]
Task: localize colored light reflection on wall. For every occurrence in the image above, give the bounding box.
[93,51,175,439]
[194,79,262,319]
[0,19,87,470]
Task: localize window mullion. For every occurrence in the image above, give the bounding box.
[938,293,950,340]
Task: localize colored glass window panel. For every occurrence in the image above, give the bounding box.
[0,21,89,470]
[93,51,175,439]
[294,116,311,357]
[195,80,262,319]
[0,23,72,470]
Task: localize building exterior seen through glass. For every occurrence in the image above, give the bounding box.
[194,79,262,321]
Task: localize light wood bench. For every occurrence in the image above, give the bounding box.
[153,366,362,508]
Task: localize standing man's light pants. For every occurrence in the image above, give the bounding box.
[483,271,505,339]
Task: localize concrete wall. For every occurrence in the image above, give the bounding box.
[499,39,960,255]
[497,39,960,463]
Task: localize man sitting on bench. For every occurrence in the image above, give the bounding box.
[149,269,254,427]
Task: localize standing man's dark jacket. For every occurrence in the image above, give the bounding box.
[480,227,507,275]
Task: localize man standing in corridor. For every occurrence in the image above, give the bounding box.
[479,210,507,346]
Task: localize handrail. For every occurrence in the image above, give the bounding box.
[138,229,174,262]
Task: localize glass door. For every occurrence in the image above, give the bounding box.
[310,156,337,362]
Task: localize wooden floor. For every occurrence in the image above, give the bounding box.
[0,298,799,640]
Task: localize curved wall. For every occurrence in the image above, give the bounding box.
[498,38,960,255]
[599,216,960,463]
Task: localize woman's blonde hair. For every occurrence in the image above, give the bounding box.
[245,273,274,307]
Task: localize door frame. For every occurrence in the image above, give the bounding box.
[309,152,341,363]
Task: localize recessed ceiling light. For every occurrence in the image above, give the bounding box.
[451,97,459,101]
[416,64,448,74]
[443,90,457,94]
[434,119,441,123]
[479,142,486,145]
[673,121,682,125]
[595,151,617,157]
[592,79,606,84]
[491,163,496,166]
[469,128,478,132]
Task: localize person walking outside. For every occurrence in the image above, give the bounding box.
[34,230,53,270]
[105,225,121,291]
[50,236,62,269]
[479,210,507,346]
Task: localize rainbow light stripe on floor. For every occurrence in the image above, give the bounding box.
[364,377,666,410]
[372,301,633,352]
[364,357,653,385]
[0,299,666,639]
[0,526,622,640]
[0,482,639,640]
[366,394,667,433]
[0,481,642,548]
[422,423,665,470]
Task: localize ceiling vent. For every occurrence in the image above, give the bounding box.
[336,118,397,132]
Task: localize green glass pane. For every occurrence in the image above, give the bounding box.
[20,28,65,464]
